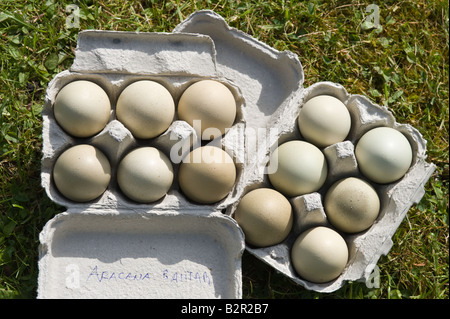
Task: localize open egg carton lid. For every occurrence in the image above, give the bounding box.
[37,210,244,299]
[175,10,436,293]
[173,10,305,188]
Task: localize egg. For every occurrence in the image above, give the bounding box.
[116,80,175,139]
[177,80,237,140]
[54,80,111,138]
[234,188,293,247]
[53,144,111,202]
[297,95,351,147]
[268,140,328,197]
[324,177,380,233]
[291,226,348,283]
[178,146,236,204]
[117,147,174,203]
[355,127,413,184]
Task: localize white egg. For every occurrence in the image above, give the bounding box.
[53,144,111,202]
[291,226,348,283]
[234,188,293,247]
[116,80,175,139]
[178,146,236,204]
[324,177,380,233]
[117,147,174,203]
[177,80,236,140]
[355,127,413,184]
[298,95,351,147]
[268,140,328,197]
[54,80,111,138]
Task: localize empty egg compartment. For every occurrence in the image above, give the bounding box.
[41,53,247,212]
[226,81,436,293]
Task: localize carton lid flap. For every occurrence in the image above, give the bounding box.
[71,30,217,76]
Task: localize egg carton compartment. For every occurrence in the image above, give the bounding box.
[41,32,248,213]
[225,81,436,293]
[37,210,244,299]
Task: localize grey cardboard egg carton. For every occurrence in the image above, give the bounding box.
[39,31,248,299]
[41,31,247,212]
[176,11,435,293]
[38,10,435,298]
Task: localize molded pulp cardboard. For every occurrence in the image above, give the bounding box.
[38,10,435,298]
[175,11,435,293]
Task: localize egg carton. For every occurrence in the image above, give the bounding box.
[40,31,249,212]
[38,31,250,299]
[227,81,435,293]
[38,10,435,298]
[175,11,435,293]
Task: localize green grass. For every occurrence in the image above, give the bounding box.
[1,0,448,299]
